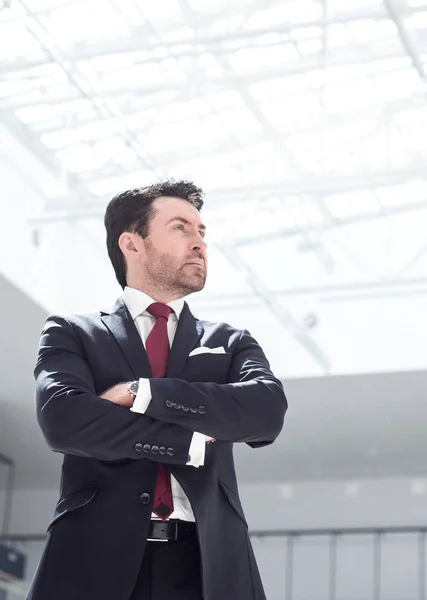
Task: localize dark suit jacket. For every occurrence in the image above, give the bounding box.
[27,298,287,600]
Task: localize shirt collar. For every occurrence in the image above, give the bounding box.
[122,286,185,321]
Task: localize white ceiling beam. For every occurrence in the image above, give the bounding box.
[0,37,417,112]
[217,242,331,373]
[191,276,427,306]
[14,0,164,179]
[384,0,427,84]
[27,91,427,187]
[234,198,427,247]
[26,169,427,224]
[2,4,425,78]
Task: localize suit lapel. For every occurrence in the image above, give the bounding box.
[100,298,152,379]
[167,302,204,378]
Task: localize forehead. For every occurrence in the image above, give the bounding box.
[152,196,203,225]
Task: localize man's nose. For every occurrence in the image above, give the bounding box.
[190,236,207,252]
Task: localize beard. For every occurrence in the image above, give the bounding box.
[143,239,207,296]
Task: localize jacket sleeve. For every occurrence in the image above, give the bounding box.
[145,329,287,445]
[34,315,193,463]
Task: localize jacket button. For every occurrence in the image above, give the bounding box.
[135,443,143,452]
[190,405,198,414]
[198,406,207,415]
[151,445,159,455]
[143,444,151,453]
[159,446,166,455]
[165,400,173,408]
[167,447,174,457]
[140,493,151,505]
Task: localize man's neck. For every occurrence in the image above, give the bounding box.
[126,283,185,305]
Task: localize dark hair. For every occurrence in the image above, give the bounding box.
[104,178,205,288]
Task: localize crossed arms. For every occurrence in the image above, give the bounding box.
[35,315,287,465]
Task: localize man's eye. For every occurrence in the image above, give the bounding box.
[175,224,185,231]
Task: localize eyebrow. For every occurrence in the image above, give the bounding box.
[166,216,206,231]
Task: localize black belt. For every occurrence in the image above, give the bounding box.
[147,520,197,543]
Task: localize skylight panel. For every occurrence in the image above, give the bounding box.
[185,0,228,9]
[346,19,397,43]
[326,23,351,48]
[57,144,102,173]
[0,21,42,59]
[206,90,247,111]
[298,39,323,55]
[245,1,323,29]
[0,79,35,99]
[404,11,427,30]
[323,190,379,219]
[366,56,411,74]
[249,75,309,101]
[397,121,427,151]
[160,26,195,43]
[110,0,147,25]
[209,14,252,36]
[88,170,155,196]
[228,44,299,73]
[393,106,427,126]
[41,129,83,150]
[322,78,378,112]
[15,98,93,125]
[77,51,151,76]
[140,0,182,21]
[375,68,421,101]
[40,0,127,42]
[290,26,323,41]
[0,2,26,21]
[376,179,427,206]
[260,92,323,127]
[27,0,86,9]
[328,0,382,16]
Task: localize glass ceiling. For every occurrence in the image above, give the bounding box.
[0,0,427,377]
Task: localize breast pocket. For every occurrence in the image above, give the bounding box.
[184,354,231,383]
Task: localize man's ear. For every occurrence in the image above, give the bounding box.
[118,232,141,263]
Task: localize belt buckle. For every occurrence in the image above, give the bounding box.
[147,520,178,543]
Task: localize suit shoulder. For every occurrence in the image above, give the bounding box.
[195,317,246,339]
[44,310,103,330]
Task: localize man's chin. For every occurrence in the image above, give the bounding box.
[182,277,206,294]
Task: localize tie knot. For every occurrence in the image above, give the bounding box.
[147,302,173,320]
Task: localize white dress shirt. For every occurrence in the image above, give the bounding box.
[122,286,205,522]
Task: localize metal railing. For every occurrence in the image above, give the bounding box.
[1,525,426,599]
[250,526,427,600]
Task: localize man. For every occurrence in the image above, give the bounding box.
[28,180,287,600]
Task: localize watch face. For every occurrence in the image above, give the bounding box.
[130,381,139,396]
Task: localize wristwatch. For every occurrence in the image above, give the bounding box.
[128,380,139,400]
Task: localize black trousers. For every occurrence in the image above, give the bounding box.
[129,539,204,600]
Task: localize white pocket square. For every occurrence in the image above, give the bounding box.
[188,346,226,357]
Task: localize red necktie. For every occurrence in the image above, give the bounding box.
[146,302,174,521]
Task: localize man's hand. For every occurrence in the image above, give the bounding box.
[205,436,215,443]
[101,382,133,407]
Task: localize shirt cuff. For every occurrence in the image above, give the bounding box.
[186,432,206,468]
[130,378,152,414]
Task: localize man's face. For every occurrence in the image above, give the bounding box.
[139,196,208,297]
